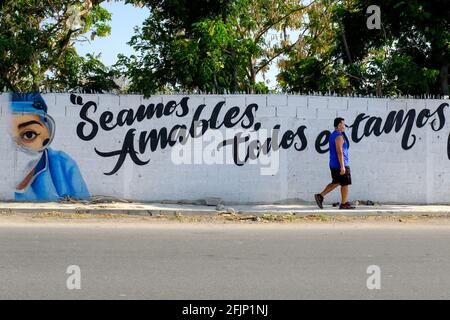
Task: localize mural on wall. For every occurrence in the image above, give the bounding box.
[72,93,450,175]
[73,94,308,175]
[314,103,450,155]
[1,92,449,203]
[10,93,90,201]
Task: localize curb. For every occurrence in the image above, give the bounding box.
[2,205,450,218]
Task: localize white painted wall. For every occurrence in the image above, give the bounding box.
[1,93,449,204]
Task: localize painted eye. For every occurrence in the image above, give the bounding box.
[21,130,39,141]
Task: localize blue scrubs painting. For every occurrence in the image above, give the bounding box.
[11,93,90,201]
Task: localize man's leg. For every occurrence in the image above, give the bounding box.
[340,185,348,204]
[320,183,340,197]
[315,183,339,209]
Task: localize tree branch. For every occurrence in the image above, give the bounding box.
[254,0,317,44]
[255,28,307,75]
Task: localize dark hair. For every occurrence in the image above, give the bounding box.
[334,117,345,128]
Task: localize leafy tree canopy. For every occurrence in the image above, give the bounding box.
[0,0,115,92]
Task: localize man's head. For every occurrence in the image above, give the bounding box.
[334,117,345,132]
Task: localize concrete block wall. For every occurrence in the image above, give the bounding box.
[1,93,449,204]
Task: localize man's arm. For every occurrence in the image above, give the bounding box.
[335,136,346,175]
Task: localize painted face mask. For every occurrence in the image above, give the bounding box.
[13,144,44,188]
[10,100,56,190]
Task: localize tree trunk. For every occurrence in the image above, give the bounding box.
[249,60,256,94]
[440,63,449,96]
[250,69,256,93]
[338,20,352,65]
[230,50,237,93]
[376,80,382,97]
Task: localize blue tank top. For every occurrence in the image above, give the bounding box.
[329,131,349,169]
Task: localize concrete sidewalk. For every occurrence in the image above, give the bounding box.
[1,201,450,217]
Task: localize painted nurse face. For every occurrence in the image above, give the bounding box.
[11,114,51,151]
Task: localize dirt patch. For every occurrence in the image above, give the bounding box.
[0,211,448,225]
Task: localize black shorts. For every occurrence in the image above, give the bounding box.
[330,166,352,186]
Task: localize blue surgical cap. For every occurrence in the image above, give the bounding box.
[10,93,48,115]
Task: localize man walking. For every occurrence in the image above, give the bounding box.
[315,117,355,210]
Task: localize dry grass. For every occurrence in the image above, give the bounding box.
[0,210,449,224]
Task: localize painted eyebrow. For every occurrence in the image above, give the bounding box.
[17,120,43,129]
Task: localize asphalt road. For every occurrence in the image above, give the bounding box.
[0,221,449,299]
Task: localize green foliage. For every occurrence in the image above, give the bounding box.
[362,53,441,96]
[279,57,352,94]
[118,0,310,95]
[1,0,448,96]
[46,51,120,93]
[0,0,113,92]
[330,0,450,96]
